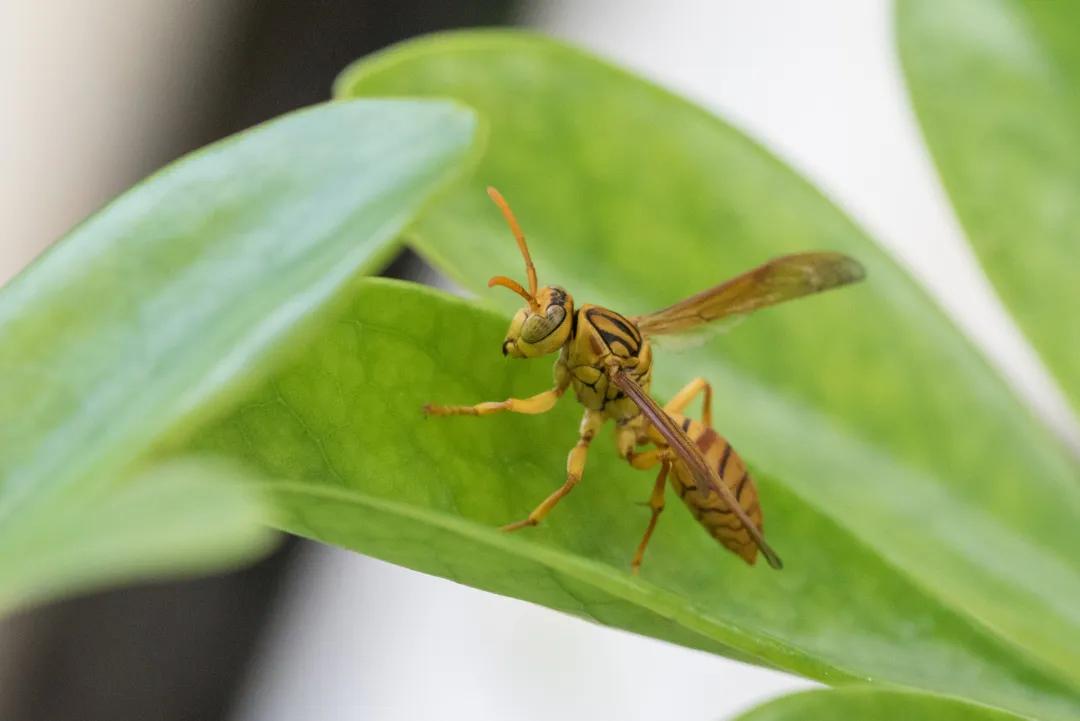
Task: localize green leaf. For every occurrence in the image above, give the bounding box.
[897,0,1080,416]
[326,32,1074,716]
[733,687,1027,721]
[0,99,479,610]
[0,458,274,613]
[190,279,1078,721]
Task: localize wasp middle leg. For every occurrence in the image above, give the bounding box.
[613,378,712,465]
[502,410,603,532]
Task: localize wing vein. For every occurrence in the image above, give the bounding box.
[634,251,865,338]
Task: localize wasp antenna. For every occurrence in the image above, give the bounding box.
[487,187,538,299]
[488,275,539,310]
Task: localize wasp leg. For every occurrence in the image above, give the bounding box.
[663,377,712,427]
[614,420,636,460]
[426,363,570,417]
[626,448,663,469]
[502,410,602,532]
[631,460,671,574]
[424,386,565,417]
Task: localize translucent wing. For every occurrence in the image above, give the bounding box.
[634,252,865,337]
[646,315,745,353]
[611,369,783,569]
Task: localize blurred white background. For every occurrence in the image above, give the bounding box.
[4,2,1078,720]
[0,0,239,284]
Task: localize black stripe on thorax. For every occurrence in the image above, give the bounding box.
[590,307,641,344]
[585,307,642,355]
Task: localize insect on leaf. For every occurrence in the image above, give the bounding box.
[328,31,1080,720]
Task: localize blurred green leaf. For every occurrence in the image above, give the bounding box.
[0,458,274,613]
[897,0,1080,416]
[733,687,1026,721]
[0,99,478,611]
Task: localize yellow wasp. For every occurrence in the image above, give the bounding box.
[425,188,864,572]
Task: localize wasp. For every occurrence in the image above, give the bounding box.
[425,188,864,572]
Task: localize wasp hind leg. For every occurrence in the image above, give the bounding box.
[663,377,712,426]
[631,459,671,574]
[501,410,603,532]
[619,432,675,574]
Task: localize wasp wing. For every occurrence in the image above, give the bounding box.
[611,369,783,569]
[645,315,745,353]
[633,252,865,337]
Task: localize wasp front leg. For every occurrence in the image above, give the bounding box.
[424,363,569,417]
[502,410,604,531]
[424,387,564,416]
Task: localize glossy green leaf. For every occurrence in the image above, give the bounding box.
[733,687,1026,721]
[315,32,1074,717]
[190,279,1077,721]
[0,99,478,610]
[897,0,1080,415]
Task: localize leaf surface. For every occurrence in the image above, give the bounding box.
[279,31,1076,717]
[191,279,1078,721]
[0,99,478,610]
[733,687,1027,721]
[0,459,274,612]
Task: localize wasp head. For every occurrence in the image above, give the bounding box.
[501,285,574,358]
[484,186,574,359]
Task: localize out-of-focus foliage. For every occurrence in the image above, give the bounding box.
[899,0,1080,416]
[0,99,478,613]
[731,687,1027,721]
[0,459,270,612]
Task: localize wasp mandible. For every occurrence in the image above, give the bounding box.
[425,188,865,573]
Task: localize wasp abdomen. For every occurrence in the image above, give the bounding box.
[669,420,764,564]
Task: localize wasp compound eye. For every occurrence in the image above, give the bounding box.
[520,305,566,344]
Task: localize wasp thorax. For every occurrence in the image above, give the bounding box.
[502,286,574,358]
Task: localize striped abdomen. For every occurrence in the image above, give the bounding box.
[668,416,763,564]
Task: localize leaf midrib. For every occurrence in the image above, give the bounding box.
[267,478,1078,720]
